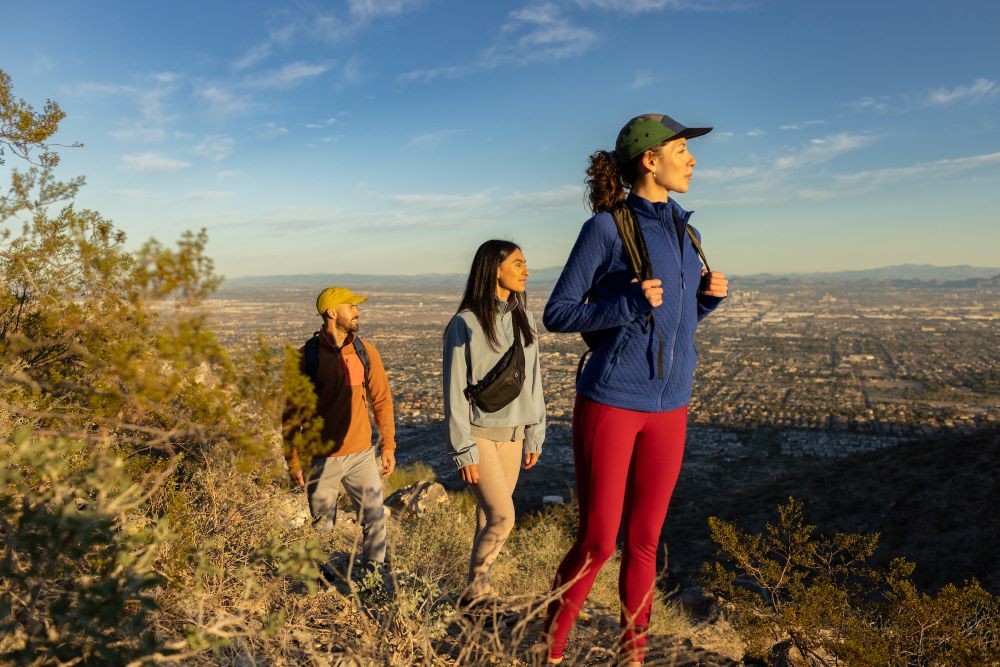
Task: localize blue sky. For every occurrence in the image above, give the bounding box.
[4,0,999,278]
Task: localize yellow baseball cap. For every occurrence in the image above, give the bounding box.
[316,286,367,315]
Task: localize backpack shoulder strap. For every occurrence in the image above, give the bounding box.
[352,336,372,393]
[686,226,711,273]
[610,204,653,281]
[303,334,320,384]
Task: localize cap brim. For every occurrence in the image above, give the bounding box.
[675,126,713,140]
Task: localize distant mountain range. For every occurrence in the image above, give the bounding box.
[220,264,1000,293]
[736,264,1000,287]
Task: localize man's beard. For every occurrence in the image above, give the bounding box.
[338,316,359,333]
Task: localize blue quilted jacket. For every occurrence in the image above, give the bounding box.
[543,193,724,412]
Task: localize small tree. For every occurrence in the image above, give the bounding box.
[702,498,1000,665]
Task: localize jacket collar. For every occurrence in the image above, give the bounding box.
[318,328,355,351]
[626,191,692,226]
[495,297,516,314]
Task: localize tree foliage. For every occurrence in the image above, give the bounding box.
[0,68,77,167]
[1,65,319,664]
[701,497,1000,665]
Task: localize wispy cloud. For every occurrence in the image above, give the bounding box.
[109,124,167,143]
[69,73,182,143]
[695,132,874,192]
[233,42,273,70]
[256,122,289,139]
[848,78,998,116]
[848,96,890,114]
[181,190,234,203]
[244,61,329,89]
[398,65,474,84]
[121,152,192,173]
[390,192,491,210]
[505,185,584,209]
[747,128,767,137]
[926,78,998,106]
[404,129,464,148]
[487,3,596,65]
[347,0,422,20]
[306,116,341,129]
[780,119,826,130]
[217,169,245,182]
[195,83,254,117]
[194,136,235,162]
[400,2,595,83]
[576,0,755,11]
[773,133,872,170]
[631,70,658,90]
[696,166,761,184]
[835,151,1000,189]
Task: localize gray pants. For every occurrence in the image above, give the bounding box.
[307,448,386,564]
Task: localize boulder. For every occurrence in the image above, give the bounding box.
[384,481,449,519]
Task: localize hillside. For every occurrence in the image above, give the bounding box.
[664,426,1000,593]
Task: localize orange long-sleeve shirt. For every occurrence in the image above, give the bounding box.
[285,330,395,474]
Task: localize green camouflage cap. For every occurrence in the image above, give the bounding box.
[615,114,713,164]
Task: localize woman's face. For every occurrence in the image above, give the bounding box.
[496,248,529,295]
[651,137,697,194]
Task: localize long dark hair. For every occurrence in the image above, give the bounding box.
[585,142,668,214]
[456,240,535,351]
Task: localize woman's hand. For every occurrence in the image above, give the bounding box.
[700,270,728,298]
[523,452,540,469]
[631,277,663,307]
[460,463,480,485]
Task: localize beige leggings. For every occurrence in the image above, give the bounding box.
[467,437,523,596]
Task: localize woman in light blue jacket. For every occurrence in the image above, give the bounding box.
[443,239,546,604]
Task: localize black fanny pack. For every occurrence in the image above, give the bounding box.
[462,322,525,413]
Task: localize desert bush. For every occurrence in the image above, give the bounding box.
[0,430,167,664]
[702,497,1000,665]
[1,69,322,665]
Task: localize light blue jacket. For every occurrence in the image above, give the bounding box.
[443,302,546,468]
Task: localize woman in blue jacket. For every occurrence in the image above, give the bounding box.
[541,114,728,664]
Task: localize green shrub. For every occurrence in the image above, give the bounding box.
[701,497,1000,665]
[0,431,165,664]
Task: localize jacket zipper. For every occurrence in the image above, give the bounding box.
[660,207,693,411]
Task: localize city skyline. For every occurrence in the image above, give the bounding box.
[3,0,999,278]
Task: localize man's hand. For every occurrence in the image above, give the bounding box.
[460,463,480,485]
[289,467,305,488]
[699,270,729,298]
[632,277,663,308]
[380,449,396,477]
[523,452,540,470]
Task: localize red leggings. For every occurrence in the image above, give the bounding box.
[544,394,687,659]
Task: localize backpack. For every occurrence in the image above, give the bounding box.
[576,203,710,380]
[303,333,371,394]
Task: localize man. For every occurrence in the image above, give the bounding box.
[284,285,396,570]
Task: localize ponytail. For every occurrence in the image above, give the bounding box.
[585,150,626,214]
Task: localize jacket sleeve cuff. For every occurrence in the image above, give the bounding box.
[452,442,479,469]
[625,283,653,319]
[524,427,544,454]
[697,294,725,320]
